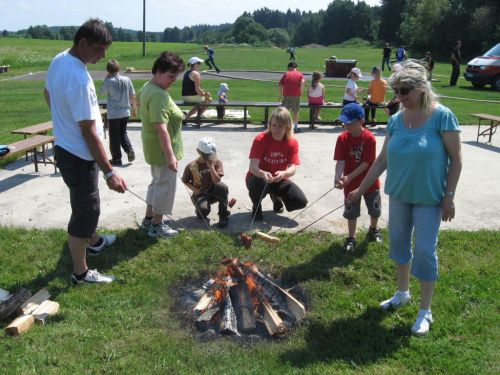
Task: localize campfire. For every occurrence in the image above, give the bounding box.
[193,258,305,337]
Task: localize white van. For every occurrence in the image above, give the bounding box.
[464,43,500,90]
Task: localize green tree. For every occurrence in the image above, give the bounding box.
[292,13,322,46]
[268,28,290,47]
[378,0,407,43]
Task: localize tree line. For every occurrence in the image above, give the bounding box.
[2,0,499,57]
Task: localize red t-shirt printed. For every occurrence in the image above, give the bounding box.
[279,70,304,97]
[333,129,380,195]
[246,131,300,181]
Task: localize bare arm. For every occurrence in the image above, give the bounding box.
[334,160,345,187]
[79,120,127,193]
[441,131,462,222]
[130,95,137,117]
[190,71,205,96]
[273,164,296,183]
[43,88,51,108]
[153,122,177,172]
[250,158,274,183]
[207,159,222,184]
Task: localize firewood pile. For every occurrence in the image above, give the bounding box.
[0,288,59,336]
[192,258,305,337]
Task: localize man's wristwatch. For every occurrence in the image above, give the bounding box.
[445,191,455,197]
[103,170,115,181]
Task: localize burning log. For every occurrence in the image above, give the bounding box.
[193,293,215,316]
[241,263,305,321]
[219,278,239,335]
[230,281,256,332]
[260,299,285,336]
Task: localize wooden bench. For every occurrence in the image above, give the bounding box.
[471,113,499,143]
[175,101,389,129]
[0,135,57,173]
[11,121,53,161]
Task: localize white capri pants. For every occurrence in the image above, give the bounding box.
[146,165,177,215]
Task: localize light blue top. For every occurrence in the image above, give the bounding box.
[100,74,135,119]
[385,104,460,205]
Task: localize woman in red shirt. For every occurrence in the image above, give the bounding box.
[246,107,308,220]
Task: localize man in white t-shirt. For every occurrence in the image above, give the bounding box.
[44,19,127,285]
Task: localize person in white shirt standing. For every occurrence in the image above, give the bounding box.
[100,59,137,166]
[44,19,127,285]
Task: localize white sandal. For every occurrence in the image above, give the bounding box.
[380,291,411,311]
[411,310,433,336]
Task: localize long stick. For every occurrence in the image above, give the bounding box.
[248,182,268,233]
[270,186,336,235]
[254,203,345,263]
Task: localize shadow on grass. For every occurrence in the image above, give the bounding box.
[280,306,410,368]
[21,228,156,300]
[281,239,369,284]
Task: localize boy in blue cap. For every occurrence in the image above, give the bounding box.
[334,103,382,251]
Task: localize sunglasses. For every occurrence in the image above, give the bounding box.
[393,87,413,95]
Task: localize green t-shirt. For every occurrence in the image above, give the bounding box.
[140,81,183,165]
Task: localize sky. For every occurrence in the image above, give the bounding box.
[1,0,381,32]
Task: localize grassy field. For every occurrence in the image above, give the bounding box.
[0,227,498,374]
[0,39,499,373]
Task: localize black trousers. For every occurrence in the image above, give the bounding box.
[450,63,460,86]
[364,100,378,121]
[108,116,133,161]
[191,182,229,218]
[246,175,308,213]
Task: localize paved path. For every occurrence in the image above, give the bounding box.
[1,124,499,234]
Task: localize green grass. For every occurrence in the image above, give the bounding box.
[0,227,498,374]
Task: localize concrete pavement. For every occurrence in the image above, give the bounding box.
[0,123,499,234]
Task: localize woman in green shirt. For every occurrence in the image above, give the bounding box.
[139,51,185,238]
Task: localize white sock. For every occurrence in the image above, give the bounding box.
[396,289,410,298]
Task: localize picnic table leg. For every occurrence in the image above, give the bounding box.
[309,107,314,129]
[476,118,481,142]
[31,147,39,172]
[264,107,269,127]
[244,106,247,129]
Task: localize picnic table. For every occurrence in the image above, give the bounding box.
[0,135,56,173]
[471,113,499,143]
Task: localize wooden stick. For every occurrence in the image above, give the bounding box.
[5,315,35,336]
[17,288,50,315]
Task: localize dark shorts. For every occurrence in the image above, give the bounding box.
[55,146,100,238]
[344,190,381,220]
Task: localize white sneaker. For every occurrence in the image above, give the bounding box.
[0,288,12,302]
[411,310,433,336]
[148,222,179,238]
[140,217,170,229]
[71,269,115,285]
[380,290,411,311]
[87,234,116,256]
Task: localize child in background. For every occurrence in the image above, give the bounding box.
[181,137,230,228]
[308,71,325,121]
[334,103,382,251]
[343,67,365,106]
[216,83,229,119]
[100,59,137,166]
[365,66,387,124]
[424,52,435,81]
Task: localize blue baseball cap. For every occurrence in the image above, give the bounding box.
[338,103,365,124]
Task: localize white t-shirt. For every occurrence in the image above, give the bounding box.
[45,50,103,161]
[343,79,358,101]
[308,83,324,99]
[100,74,135,119]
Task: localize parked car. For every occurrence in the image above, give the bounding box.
[464,43,500,90]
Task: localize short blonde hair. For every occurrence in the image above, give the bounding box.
[267,107,294,140]
[388,60,438,113]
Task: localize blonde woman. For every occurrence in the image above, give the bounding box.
[347,61,462,336]
[246,107,308,220]
[182,56,208,120]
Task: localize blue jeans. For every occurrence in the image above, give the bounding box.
[388,197,442,281]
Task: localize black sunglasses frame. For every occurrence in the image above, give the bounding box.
[393,87,413,95]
